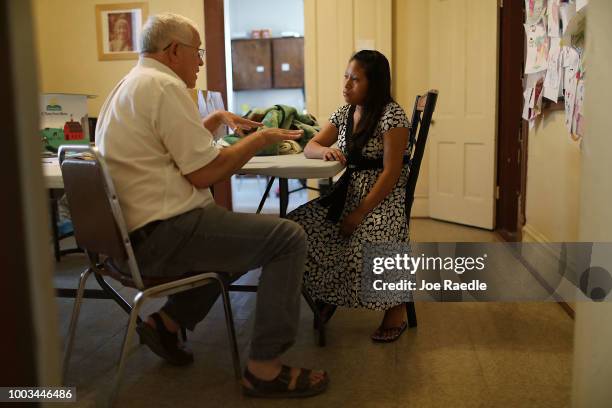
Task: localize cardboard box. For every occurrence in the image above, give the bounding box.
[40,93,96,152]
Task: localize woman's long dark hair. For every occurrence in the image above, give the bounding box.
[348,50,394,157]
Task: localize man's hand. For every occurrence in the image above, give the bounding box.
[185,126,303,189]
[260,128,304,143]
[339,209,366,237]
[217,111,263,136]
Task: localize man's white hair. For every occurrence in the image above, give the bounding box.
[140,13,199,54]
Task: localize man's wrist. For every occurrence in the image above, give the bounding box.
[212,110,225,125]
[257,129,271,145]
[203,110,224,132]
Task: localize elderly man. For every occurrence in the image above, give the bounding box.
[96,13,328,398]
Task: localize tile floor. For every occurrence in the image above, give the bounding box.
[54,218,574,407]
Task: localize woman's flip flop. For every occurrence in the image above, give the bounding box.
[371,321,408,343]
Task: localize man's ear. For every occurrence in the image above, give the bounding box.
[167,42,180,62]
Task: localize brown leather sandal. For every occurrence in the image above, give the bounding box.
[136,313,193,366]
[242,365,329,398]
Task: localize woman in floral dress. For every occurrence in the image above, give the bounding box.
[287,50,412,342]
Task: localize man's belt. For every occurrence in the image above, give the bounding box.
[129,220,162,247]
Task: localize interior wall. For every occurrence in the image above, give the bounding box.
[353,0,392,66]
[33,0,207,117]
[572,1,612,406]
[523,111,582,242]
[304,0,392,122]
[228,0,304,38]
[392,0,430,217]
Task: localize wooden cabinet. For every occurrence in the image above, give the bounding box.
[272,38,304,89]
[231,39,272,90]
[231,37,304,90]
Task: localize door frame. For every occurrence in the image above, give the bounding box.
[1,2,38,386]
[204,0,233,210]
[496,0,526,242]
[2,0,62,386]
[496,1,575,320]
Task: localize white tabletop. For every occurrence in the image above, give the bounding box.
[42,153,344,189]
[238,153,343,179]
[42,158,64,189]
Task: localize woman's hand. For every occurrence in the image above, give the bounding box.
[322,147,347,165]
[339,209,366,237]
[217,111,263,136]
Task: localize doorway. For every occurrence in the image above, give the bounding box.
[204,0,309,214]
[496,0,528,242]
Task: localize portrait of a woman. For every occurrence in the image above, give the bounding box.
[108,13,134,52]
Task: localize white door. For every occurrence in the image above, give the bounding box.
[428,0,499,229]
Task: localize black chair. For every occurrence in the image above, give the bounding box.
[59,145,241,403]
[403,89,439,327]
[313,90,439,345]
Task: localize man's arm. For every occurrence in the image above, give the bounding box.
[185,128,303,189]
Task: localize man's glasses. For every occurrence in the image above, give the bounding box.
[163,41,205,59]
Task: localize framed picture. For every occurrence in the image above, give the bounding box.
[95,2,148,61]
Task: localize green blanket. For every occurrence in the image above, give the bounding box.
[223,104,320,156]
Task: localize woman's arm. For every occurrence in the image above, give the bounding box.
[339,127,409,236]
[304,122,346,164]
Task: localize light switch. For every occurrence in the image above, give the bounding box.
[281,63,291,72]
[256,66,265,73]
[355,39,375,51]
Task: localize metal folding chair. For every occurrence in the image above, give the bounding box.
[59,145,241,402]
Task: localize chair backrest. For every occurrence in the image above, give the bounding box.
[58,145,144,288]
[405,90,439,218]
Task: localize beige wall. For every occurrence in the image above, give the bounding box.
[34,0,206,117]
[523,111,582,242]
[393,0,430,217]
[572,1,612,406]
[304,0,392,123]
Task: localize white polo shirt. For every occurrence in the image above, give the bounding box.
[96,57,219,232]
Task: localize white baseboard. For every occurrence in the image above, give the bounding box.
[522,223,550,243]
[522,223,577,313]
[411,196,429,218]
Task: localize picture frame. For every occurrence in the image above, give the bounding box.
[95,2,148,61]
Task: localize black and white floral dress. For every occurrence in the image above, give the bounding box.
[287,101,413,310]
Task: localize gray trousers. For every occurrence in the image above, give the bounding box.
[132,204,306,360]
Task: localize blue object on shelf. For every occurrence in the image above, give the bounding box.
[58,219,74,236]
